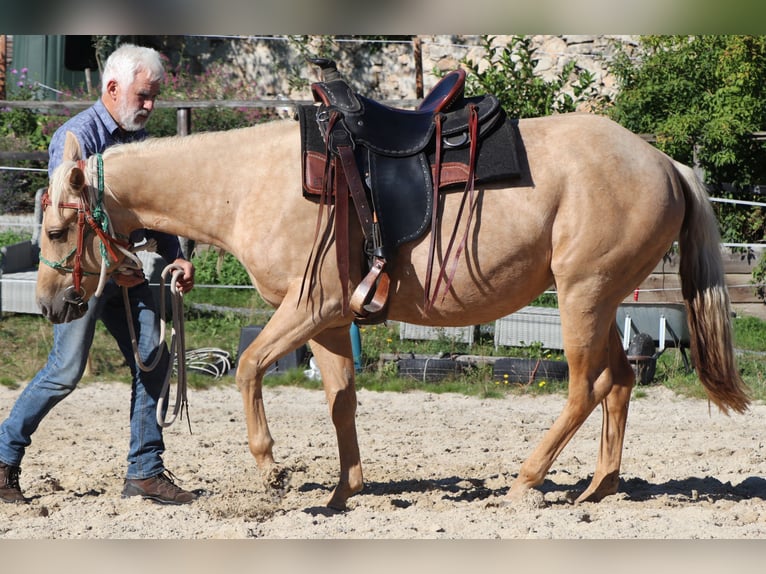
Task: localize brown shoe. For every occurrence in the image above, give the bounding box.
[121,471,197,505]
[0,462,27,504]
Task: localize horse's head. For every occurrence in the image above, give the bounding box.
[36,132,130,323]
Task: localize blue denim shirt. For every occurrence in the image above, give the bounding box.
[48,99,184,263]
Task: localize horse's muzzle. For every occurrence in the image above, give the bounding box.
[38,286,89,323]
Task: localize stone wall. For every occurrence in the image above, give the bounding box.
[217,35,638,105]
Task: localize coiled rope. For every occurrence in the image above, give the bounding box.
[184,348,232,378]
[124,263,190,430]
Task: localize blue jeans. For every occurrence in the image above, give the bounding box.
[0,279,169,480]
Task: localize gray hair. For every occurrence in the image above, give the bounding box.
[101,44,164,96]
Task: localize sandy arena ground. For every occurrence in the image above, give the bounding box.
[1,380,766,539]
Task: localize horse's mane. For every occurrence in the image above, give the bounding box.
[101,126,257,161]
[49,121,284,208]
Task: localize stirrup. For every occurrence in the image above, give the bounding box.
[349,257,390,324]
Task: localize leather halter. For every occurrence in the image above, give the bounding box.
[40,158,130,295]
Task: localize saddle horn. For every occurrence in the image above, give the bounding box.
[308,57,341,82]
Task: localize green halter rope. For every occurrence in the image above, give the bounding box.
[91,155,113,263]
[39,246,79,273]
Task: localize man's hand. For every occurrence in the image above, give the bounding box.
[171,258,195,294]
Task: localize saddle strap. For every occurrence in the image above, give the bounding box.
[335,128,391,320]
[334,159,350,313]
[426,103,480,311]
[299,115,338,310]
[423,113,444,310]
[335,139,375,238]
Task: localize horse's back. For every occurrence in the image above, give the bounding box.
[390,113,686,324]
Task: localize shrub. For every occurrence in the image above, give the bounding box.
[459,35,607,118]
[191,248,251,286]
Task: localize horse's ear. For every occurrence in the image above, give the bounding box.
[63,131,82,162]
[69,166,85,189]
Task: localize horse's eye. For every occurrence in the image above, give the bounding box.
[47,229,67,241]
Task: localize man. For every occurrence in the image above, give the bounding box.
[0,44,198,505]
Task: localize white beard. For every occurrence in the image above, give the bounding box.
[117,99,150,132]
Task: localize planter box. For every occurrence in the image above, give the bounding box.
[492,357,569,383]
[0,270,39,315]
[398,322,474,345]
[494,306,563,350]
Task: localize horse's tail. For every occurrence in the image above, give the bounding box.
[674,159,750,414]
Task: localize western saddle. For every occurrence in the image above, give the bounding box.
[300,58,518,323]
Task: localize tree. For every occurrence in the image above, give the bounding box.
[608,35,766,290]
[610,36,766,187]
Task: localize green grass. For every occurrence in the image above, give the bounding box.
[3,299,766,405]
[0,293,263,390]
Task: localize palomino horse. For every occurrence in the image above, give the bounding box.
[37,113,750,509]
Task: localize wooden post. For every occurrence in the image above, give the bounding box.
[84,67,93,96]
[0,35,6,100]
[413,36,424,100]
[176,107,191,136]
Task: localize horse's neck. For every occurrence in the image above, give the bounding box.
[100,121,301,258]
[102,138,240,247]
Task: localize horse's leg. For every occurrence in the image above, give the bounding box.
[234,295,323,473]
[308,326,364,510]
[575,324,635,502]
[507,298,617,502]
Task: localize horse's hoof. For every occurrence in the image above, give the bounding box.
[262,464,291,492]
[575,491,601,503]
[325,480,364,511]
[504,486,546,509]
[574,485,615,504]
[575,472,619,503]
[325,497,348,512]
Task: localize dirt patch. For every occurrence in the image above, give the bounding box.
[1,381,765,538]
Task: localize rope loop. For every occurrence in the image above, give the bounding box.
[124,263,191,431]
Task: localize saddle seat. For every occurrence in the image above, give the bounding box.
[302,59,518,323]
[311,60,501,158]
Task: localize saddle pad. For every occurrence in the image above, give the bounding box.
[298,104,522,198]
[430,114,522,190]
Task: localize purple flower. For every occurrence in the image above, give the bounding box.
[17,81,24,87]
[21,67,28,74]
[11,68,17,74]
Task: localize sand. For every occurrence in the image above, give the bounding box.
[1,380,765,539]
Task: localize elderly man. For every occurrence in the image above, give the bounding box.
[0,44,198,505]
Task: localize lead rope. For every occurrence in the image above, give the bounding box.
[123,263,190,431]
